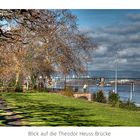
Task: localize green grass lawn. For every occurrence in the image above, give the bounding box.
[0,92,140,126]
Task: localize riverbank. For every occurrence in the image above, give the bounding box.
[0,92,140,126]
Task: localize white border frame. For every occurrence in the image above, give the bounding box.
[0,0,140,9]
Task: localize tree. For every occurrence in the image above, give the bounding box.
[0,10,96,89]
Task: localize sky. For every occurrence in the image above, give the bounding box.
[72,10,140,71]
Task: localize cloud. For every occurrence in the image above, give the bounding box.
[127,14,140,21]
[102,23,140,35]
[87,13,140,70]
[118,58,127,64]
[118,48,140,57]
[95,45,107,55]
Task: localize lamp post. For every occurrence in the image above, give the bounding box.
[85,56,91,78]
[86,61,89,78]
[129,82,134,102]
[114,53,118,94]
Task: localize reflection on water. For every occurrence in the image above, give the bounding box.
[54,82,140,104]
[88,85,140,104]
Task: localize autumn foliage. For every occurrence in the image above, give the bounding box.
[0,10,95,90]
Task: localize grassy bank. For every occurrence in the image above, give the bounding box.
[0,92,140,126]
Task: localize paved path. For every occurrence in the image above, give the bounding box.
[0,98,22,126]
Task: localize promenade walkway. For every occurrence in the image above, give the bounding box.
[0,98,22,126]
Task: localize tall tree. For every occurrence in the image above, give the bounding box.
[0,10,96,88]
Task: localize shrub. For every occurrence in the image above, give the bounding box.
[95,90,106,103]
[108,91,120,107]
[14,82,23,92]
[119,100,137,111]
[15,86,23,92]
[61,87,74,97]
[93,93,96,101]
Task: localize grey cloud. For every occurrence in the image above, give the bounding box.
[127,14,140,21]
[102,23,140,35]
[86,14,140,70]
[118,47,140,57]
[94,45,108,55]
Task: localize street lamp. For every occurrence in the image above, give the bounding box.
[85,57,91,78]
[114,53,118,93]
[86,61,89,78]
[129,82,134,102]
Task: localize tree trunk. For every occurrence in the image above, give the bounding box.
[15,71,20,87]
[14,56,21,88]
[64,75,67,90]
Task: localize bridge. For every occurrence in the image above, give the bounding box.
[73,93,93,101]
